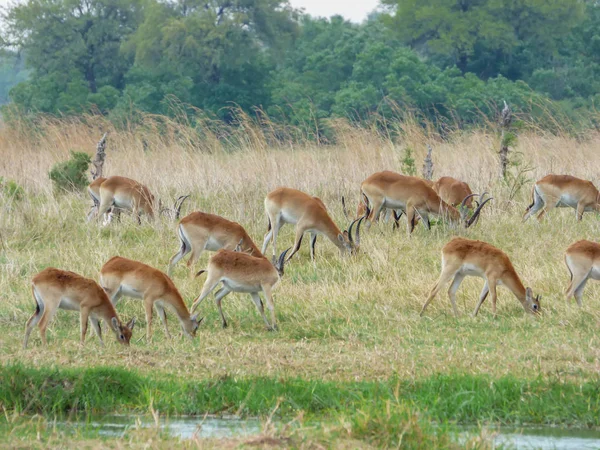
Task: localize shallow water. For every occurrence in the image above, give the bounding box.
[56,415,600,448]
[58,414,261,439]
[463,426,600,449]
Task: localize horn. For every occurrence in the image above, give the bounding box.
[234,238,244,252]
[173,194,190,219]
[460,193,478,210]
[277,247,291,274]
[466,197,493,227]
[354,215,365,247]
[342,196,349,219]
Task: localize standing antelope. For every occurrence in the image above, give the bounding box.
[100,257,201,341]
[87,177,122,223]
[191,248,290,330]
[168,212,262,276]
[523,175,600,222]
[23,268,135,348]
[262,187,366,262]
[420,238,541,317]
[360,171,491,235]
[564,240,600,306]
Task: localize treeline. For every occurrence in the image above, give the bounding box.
[1,0,599,131]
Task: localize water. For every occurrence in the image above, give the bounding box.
[55,416,600,448]
[463,426,600,449]
[58,414,261,439]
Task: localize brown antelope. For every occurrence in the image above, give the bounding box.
[360,171,491,234]
[420,238,541,317]
[100,256,201,341]
[168,212,262,276]
[87,176,156,223]
[432,176,475,208]
[523,175,600,222]
[191,248,290,330]
[23,268,135,348]
[564,240,600,306]
[87,177,122,223]
[262,187,366,262]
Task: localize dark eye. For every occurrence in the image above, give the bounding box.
[532,304,538,310]
[120,334,125,340]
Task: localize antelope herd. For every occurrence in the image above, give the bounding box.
[21,170,600,348]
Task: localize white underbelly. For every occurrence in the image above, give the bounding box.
[280,210,299,224]
[113,195,133,210]
[382,197,407,210]
[222,277,260,293]
[458,263,486,277]
[59,297,80,311]
[555,194,578,208]
[205,236,224,251]
[120,283,143,299]
[590,265,600,280]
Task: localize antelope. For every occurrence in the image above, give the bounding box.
[168,212,262,276]
[360,171,491,234]
[523,175,600,222]
[262,187,366,262]
[564,240,600,306]
[191,248,290,330]
[87,176,156,223]
[87,177,122,223]
[432,176,475,208]
[420,237,541,317]
[100,256,201,341]
[23,268,135,348]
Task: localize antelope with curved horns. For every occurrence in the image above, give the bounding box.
[191,248,290,331]
[23,268,135,348]
[564,240,600,306]
[523,175,600,222]
[87,176,189,224]
[360,171,491,235]
[100,256,202,341]
[262,187,367,262]
[432,176,475,208]
[420,238,541,317]
[168,212,262,276]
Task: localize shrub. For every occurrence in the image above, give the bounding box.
[48,151,91,192]
[0,177,24,200]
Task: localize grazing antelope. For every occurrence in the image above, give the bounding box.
[523,175,600,222]
[100,256,201,341]
[191,248,290,330]
[23,268,135,348]
[360,171,491,234]
[87,177,122,223]
[168,212,262,276]
[88,176,156,223]
[420,238,541,317]
[564,240,600,306]
[432,176,475,208]
[262,187,366,262]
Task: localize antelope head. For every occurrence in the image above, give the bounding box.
[524,287,541,315]
[111,317,136,346]
[186,314,203,338]
[460,192,493,228]
[273,247,291,277]
[339,205,369,255]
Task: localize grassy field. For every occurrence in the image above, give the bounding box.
[1,117,600,447]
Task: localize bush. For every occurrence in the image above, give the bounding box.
[48,151,91,192]
[0,177,24,200]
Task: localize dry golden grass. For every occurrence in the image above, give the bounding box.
[1,116,600,385]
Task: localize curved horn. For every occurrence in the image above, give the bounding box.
[174,194,190,220]
[276,247,291,275]
[354,216,365,247]
[342,196,349,219]
[466,197,493,227]
[460,193,478,210]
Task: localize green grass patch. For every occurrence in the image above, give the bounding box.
[1,364,599,428]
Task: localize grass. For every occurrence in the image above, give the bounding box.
[2,115,600,446]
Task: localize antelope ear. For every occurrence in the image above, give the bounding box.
[126,317,136,329]
[339,233,346,242]
[525,287,533,298]
[111,317,119,328]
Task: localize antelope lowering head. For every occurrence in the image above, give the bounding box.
[456,192,493,228]
[338,206,369,255]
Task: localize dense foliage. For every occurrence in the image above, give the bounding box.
[1,0,598,128]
